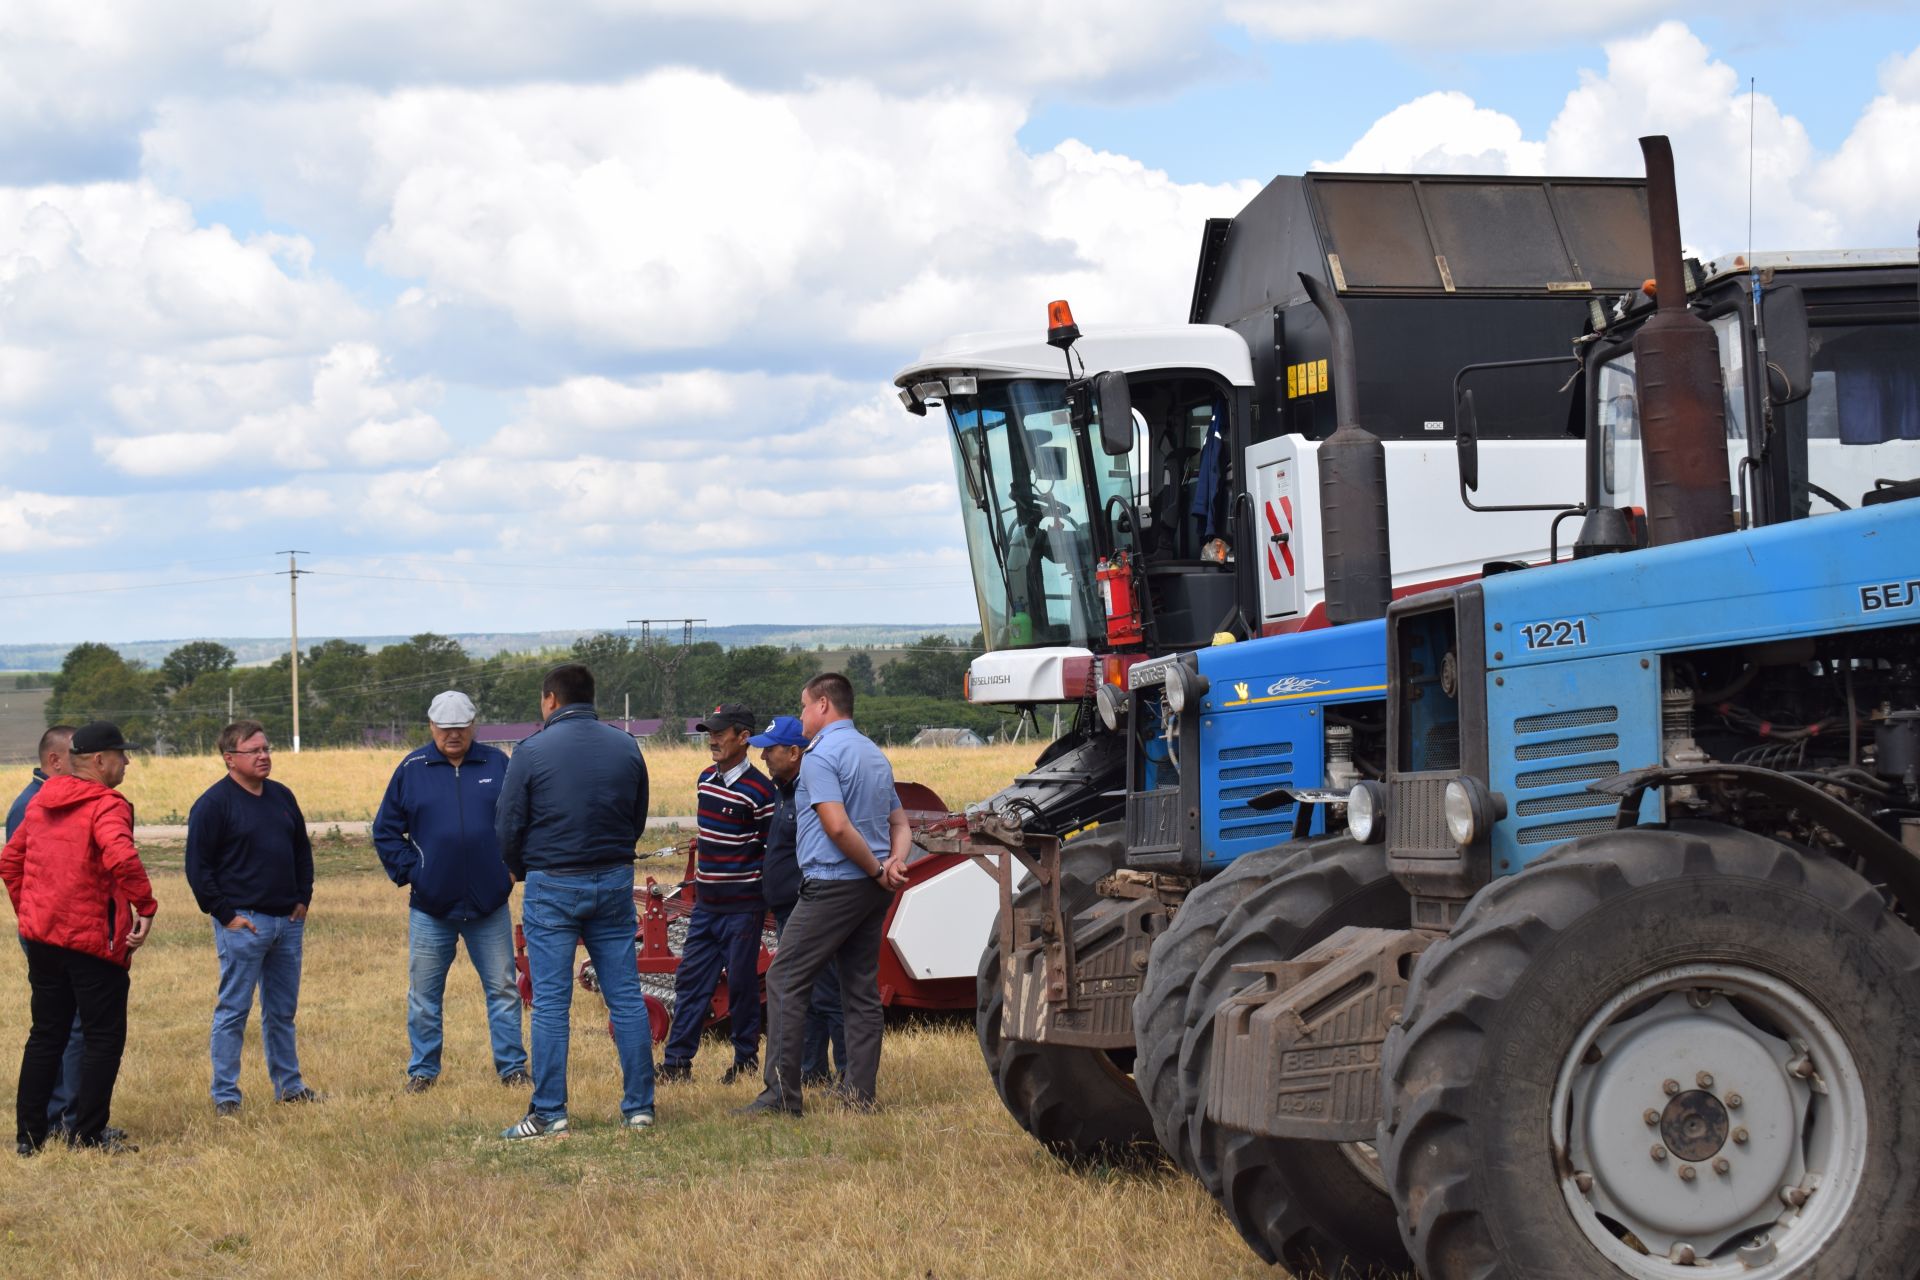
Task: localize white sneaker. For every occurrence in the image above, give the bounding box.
[501,1113,568,1141]
[622,1110,656,1131]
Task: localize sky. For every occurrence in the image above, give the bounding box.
[1,2,1916,647]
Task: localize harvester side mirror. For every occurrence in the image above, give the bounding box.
[1094,370,1134,456]
[1762,285,1812,405]
[1456,387,1482,492]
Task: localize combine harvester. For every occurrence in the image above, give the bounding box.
[1176,136,1920,1276]
[897,166,1662,1192]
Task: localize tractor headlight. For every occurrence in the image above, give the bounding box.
[1443,777,1501,846]
[1347,781,1386,845]
[1096,683,1128,732]
[1165,664,1209,715]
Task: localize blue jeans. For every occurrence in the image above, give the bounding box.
[772,901,845,1081]
[521,867,654,1121]
[210,912,306,1104]
[661,908,761,1069]
[17,935,82,1129]
[407,905,528,1081]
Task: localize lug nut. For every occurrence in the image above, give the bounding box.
[1781,1185,1809,1208]
[1787,1056,1814,1080]
[1732,1127,1749,1145]
[1651,1145,1668,1162]
[1726,1092,1743,1109]
[1663,1078,1681,1096]
[1643,1109,1660,1126]
[1669,1243,1697,1265]
[1678,1165,1697,1182]
[1574,1171,1594,1193]
[1713,1157,1731,1175]
[1696,1071,1715,1089]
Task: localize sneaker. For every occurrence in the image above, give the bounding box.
[721,1056,759,1086]
[621,1110,656,1131]
[656,1063,693,1084]
[500,1070,533,1088]
[277,1087,326,1105]
[404,1076,435,1095]
[500,1112,568,1141]
[213,1101,242,1119]
[16,1141,35,1158]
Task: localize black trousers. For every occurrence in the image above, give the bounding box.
[16,939,130,1148]
[758,876,890,1112]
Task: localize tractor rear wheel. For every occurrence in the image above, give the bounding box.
[975,827,1157,1164]
[1380,822,1920,1278]
[1133,841,1302,1180]
[1181,837,1412,1274]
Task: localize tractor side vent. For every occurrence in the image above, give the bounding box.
[1508,705,1620,853]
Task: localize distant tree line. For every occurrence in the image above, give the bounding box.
[43,630,1021,752]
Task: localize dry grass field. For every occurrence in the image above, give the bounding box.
[51,742,1040,825]
[0,841,1276,1280]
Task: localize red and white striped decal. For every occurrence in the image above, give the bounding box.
[1264,495,1295,580]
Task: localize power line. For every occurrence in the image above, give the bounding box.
[0,572,276,602]
[302,569,967,594]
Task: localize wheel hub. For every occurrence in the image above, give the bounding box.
[1658,1089,1729,1162]
[1553,965,1867,1277]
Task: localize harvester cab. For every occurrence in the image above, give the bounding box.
[1199,134,1920,1278]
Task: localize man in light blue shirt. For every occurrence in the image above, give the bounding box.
[740,673,908,1115]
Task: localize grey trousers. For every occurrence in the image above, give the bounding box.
[758,875,891,1112]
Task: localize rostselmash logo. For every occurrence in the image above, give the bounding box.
[1266,676,1330,696]
[971,674,1012,687]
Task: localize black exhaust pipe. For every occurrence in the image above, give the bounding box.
[1301,272,1392,625]
[1633,135,1734,547]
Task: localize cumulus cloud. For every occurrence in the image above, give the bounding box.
[0,488,102,552]
[94,341,447,476]
[1314,22,1883,255]
[1814,45,1920,248]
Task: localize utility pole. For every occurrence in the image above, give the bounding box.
[278,551,308,753]
[629,617,706,738]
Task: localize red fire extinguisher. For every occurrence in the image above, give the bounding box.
[1097,552,1144,647]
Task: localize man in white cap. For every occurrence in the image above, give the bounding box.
[372,691,528,1092]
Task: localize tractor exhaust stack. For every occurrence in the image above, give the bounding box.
[1301,272,1392,625]
[1633,135,1734,547]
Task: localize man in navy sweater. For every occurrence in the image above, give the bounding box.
[494,664,654,1140]
[185,720,320,1115]
[374,691,528,1093]
[658,703,775,1085]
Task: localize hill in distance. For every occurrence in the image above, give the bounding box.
[0,624,982,672]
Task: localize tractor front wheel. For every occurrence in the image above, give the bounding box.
[975,828,1157,1164]
[1381,822,1920,1278]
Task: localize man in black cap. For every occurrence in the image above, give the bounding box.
[3,721,157,1154]
[658,703,775,1084]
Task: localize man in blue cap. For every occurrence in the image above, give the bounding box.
[751,714,843,1085]
[374,690,529,1093]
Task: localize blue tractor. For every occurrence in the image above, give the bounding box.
[1193,137,1920,1276]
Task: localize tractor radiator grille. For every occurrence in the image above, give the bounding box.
[1388,776,1454,859]
[1508,704,1619,855]
[1128,786,1184,854]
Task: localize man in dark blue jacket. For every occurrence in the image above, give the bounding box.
[374,690,529,1093]
[494,663,654,1140]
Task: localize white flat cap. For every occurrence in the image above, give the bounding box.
[428,690,477,727]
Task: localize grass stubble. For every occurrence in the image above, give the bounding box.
[0,846,1274,1280]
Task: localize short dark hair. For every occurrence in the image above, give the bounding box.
[543,663,595,707]
[803,672,854,717]
[219,719,267,755]
[38,725,74,763]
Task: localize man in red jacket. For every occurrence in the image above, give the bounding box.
[1,721,158,1155]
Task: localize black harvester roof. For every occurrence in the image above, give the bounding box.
[1191,173,1655,442]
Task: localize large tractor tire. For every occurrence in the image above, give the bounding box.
[975,828,1157,1164]
[1181,837,1412,1275]
[1381,823,1920,1279]
[1134,841,1303,1180]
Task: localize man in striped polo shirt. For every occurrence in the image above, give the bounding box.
[659,703,776,1084]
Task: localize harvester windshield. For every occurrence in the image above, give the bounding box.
[947,379,1136,650]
